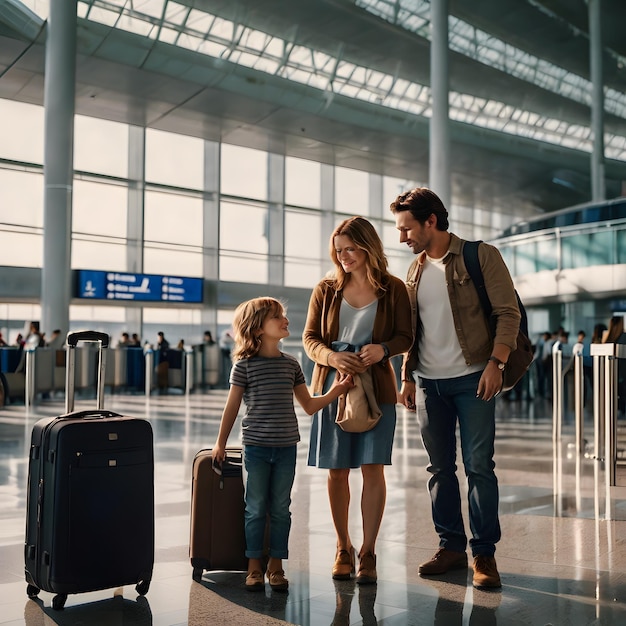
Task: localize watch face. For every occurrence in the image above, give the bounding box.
[490,357,505,370]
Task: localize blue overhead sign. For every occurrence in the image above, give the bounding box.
[76,270,203,303]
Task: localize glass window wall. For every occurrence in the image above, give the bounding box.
[618,229,626,264]
[4,94,624,345]
[382,176,423,209]
[221,144,267,200]
[72,239,127,272]
[284,209,323,288]
[74,116,129,178]
[561,231,614,269]
[219,200,269,282]
[0,99,44,164]
[144,189,203,247]
[0,168,44,267]
[0,169,43,226]
[513,238,559,275]
[73,179,127,239]
[285,157,321,208]
[335,167,369,215]
[145,129,204,190]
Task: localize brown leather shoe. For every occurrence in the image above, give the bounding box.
[245,570,265,591]
[268,569,289,592]
[356,551,377,585]
[332,546,355,580]
[418,548,468,575]
[472,555,501,589]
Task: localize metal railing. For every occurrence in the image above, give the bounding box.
[552,341,626,489]
[14,344,222,406]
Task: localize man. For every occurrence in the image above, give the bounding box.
[390,187,521,589]
[218,328,235,388]
[156,331,170,393]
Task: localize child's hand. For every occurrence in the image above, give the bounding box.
[212,444,225,464]
[334,372,355,394]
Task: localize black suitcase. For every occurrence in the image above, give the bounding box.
[24,331,154,610]
[189,448,248,580]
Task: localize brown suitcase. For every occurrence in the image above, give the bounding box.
[189,448,248,580]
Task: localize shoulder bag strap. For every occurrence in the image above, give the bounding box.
[462,240,493,319]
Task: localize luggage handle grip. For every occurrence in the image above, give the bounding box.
[66,331,110,348]
[60,410,119,421]
[65,331,110,413]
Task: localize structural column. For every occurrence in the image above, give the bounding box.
[368,173,384,221]
[429,0,451,209]
[267,153,285,286]
[320,164,335,261]
[588,0,605,201]
[125,125,146,338]
[41,0,77,337]
[202,140,220,335]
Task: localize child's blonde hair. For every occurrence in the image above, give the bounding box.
[231,297,286,360]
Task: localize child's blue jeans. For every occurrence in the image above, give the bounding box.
[243,444,297,559]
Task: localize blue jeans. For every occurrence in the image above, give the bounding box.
[243,444,296,559]
[418,371,501,556]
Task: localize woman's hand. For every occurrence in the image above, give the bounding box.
[328,350,367,375]
[358,343,386,367]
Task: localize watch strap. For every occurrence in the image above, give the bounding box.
[488,355,506,370]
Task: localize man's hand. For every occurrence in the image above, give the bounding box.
[476,363,503,402]
[400,380,417,412]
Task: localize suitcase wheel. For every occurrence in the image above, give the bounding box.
[192,567,203,582]
[26,584,40,598]
[135,579,150,596]
[52,593,67,610]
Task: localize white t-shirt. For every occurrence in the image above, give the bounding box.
[416,253,483,380]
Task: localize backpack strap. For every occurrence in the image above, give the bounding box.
[463,240,529,338]
[462,240,492,319]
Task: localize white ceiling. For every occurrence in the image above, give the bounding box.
[1,0,625,222]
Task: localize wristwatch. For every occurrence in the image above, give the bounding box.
[381,343,390,364]
[488,355,506,371]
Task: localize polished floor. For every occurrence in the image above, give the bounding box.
[1,389,626,625]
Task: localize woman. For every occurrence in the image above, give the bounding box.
[303,216,413,584]
[603,316,626,413]
[591,322,607,345]
[603,316,625,344]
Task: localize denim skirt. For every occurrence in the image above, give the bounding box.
[307,369,397,469]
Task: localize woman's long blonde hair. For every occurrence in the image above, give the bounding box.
[231,297,285,360]
[329,216,390,294]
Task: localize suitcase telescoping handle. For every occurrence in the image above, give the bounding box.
[66,330,110,348]
[65,331,110,414]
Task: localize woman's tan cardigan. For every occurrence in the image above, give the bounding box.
[303,275,413,405]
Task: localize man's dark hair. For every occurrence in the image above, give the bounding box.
[389,187,449,231]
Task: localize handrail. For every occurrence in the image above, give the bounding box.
[590,342,626,487]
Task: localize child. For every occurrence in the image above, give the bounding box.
[212,297,353,592]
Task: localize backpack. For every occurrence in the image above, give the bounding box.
[462,240,533,391]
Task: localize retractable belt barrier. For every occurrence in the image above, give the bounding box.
[553,342,626,488]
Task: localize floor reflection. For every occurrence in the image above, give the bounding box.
[1,391,626,625]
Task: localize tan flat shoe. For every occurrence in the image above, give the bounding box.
[356,551,377,585]
[245,570,265,591]
[332,546,356,580]
[267,569,289,591]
